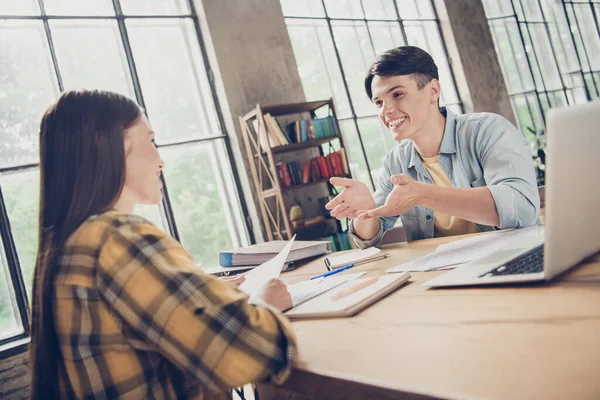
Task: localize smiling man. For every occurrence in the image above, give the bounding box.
[325,46,540,247]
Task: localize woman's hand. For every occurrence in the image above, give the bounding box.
[219,274,245,286]
[255,278,293,311]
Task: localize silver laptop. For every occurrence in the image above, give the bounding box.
[424,101,600,287]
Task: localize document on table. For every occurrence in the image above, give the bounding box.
[239,235,296,301]
[386,226,545,273]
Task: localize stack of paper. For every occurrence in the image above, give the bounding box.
[386,226,545,273]
[324,247,386,271]
[219,240,330,267]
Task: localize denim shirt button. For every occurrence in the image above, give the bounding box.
[426,215,432,220]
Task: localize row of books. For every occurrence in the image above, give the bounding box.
[286,115,339,143]
[260,113,339,148]
[275,149,349,188]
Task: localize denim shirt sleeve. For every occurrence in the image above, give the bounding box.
[475,114,540,228]
[348,152,400,248]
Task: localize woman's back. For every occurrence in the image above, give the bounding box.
[53,211,296,399]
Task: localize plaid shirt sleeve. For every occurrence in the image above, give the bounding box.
[96,216,297,391]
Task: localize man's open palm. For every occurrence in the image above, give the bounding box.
[325,177,376,220]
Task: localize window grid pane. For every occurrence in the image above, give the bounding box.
[126,18,221,143]
[160,140,246,270]
[0,21,60,170]
[483,0,600,184]
[0,171,39,302]
[0,234,23,341]
[50,20,136,96]
[283,0,462,190]
[0,2,250,346]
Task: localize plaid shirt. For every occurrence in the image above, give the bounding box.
[53,211,297,399]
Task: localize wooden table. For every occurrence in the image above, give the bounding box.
[257,234,600,400]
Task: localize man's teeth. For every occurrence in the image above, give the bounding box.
[389,117,406,128]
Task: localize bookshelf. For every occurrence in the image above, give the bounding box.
[239,99,353,248]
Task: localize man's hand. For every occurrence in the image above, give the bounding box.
[325,177,376,220]
[357,174,422,220]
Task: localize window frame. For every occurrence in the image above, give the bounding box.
[282,0,464,190]
[482,0,600,183]
[0,0,253,355]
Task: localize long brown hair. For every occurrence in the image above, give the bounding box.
[30,90,141,399]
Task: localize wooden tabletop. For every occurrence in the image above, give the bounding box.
[259,234,600,400]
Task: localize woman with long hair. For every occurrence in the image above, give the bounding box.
[30,90,296,399]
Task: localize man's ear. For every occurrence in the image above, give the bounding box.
[429,79,441,104]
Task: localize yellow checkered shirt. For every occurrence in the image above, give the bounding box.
[53,211,297,399]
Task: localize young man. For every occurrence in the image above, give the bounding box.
[325,46,539,247]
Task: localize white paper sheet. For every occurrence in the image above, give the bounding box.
[239,236,296,300]
[386,226,544,273]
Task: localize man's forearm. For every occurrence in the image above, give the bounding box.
[352,217,381,240]
[419,183,500,227]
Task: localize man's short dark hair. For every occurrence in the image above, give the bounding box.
[365,46,439,99]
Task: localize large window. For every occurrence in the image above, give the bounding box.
[482,0,600,181]
[0,0,249,347]
[280,0,462,190]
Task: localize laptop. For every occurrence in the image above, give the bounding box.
[424,101,600,287]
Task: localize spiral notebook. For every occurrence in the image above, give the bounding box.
[286,272,366,308]
[285,272,410,320]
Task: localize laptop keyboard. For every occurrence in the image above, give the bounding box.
[479,244,544,277]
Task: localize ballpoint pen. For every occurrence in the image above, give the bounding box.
[310,263,355,280]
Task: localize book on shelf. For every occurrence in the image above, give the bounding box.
[252,119,274,151]
[275,149,349,188]
[283,115,338,144]
[264,113,290,146]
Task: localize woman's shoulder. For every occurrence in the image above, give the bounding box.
[65,210,167,249]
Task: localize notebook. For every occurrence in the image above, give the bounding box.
[284,272,410,320]
[324,247,386,271]
[287,272,366,307]
[219,240,331,267]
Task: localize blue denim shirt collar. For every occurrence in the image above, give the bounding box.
[408,108,456,174]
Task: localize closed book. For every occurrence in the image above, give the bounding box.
[264,113,289,145]
[302,161,311,184]
[337,149,349,175]
[324,247,386,271]
[316,156,329,178]
[219,240,331,267]
[281,162,293,187]
[207,262,295,276]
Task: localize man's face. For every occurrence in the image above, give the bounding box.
[371,74,439,142]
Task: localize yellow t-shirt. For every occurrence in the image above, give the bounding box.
[421,155,480,237]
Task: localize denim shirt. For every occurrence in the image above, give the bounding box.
[349,109,540,247]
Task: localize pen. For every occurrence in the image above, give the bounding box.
[310,264,355,280]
